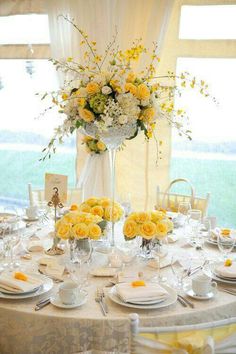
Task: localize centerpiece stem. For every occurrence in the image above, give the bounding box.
[108,147,117,247]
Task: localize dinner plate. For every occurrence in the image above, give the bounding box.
[206,262,236,285]
[206,238,236,248]
[126,297,166,305]
[108,284,177,309]
[0,284,41,295]
[22,216,39,222]
[0,275,53,299]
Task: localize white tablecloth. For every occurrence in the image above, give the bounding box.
[0,223,236,354]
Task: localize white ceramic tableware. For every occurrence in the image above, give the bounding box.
[59,280,80,305]
[183,284,217,300]
[51,290,87,309]
[192,274,217,296]
[25,206,39,220]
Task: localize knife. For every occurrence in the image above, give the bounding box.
[35,299,51,311]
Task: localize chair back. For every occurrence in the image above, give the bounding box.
[30,188,83,207]
[156,178,210,216]
[130,313,236,354]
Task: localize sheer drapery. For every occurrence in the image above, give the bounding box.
[46,0,174,208]
[0,0,45,16]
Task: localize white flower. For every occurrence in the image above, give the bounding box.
[102,86,112,95]
[118,114,128,125]
[117,93,140,117]
[77,87,87,98]
[141,99,150,106]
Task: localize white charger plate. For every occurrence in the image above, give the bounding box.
[183,284,217,300]
[0,275,53,299]
[50,291,87,309]
[108,284,177,309]
[206,262,236,285]
[0,284,41,295]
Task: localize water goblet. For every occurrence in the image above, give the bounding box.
[171,252,191,289]
[185,209,202,247]
[177,201,191,227]
[217,231,235,260]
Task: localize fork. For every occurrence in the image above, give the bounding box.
[178,294,195,308]
[95,292,106,316]
[97,288,108,314]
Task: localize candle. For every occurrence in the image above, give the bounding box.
[28,183,34,207]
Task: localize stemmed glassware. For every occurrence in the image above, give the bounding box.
[171,252,191,289]
[177,201,191,227]
[2,221,21,270]
[217,231,235,260]
[185,209,202,247]
[150,239,168,283]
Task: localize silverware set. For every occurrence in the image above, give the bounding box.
[177,294,195,308]
[219,287,236,296]
[95,288,108,316]
[35,297,51,311]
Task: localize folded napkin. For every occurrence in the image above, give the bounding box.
[115,282,168,303]
[117,271,144,283]
[215,264,236,278]
[0,273,44,293]
[90,267,117,277]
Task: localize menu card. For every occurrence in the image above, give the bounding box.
[45,173,68,203]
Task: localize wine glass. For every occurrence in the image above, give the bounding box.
[217,231,235,260]
[150,239,168,283]
[171,252,191,289]
[177,201,191,226]
[185,209,202,247]
[2,221,21,270]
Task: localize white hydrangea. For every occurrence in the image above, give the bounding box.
[116,93,140,118]
[118,114,128,125]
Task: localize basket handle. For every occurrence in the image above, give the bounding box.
[162,178,195,209]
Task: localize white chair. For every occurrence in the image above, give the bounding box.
[156,178,210,216]
[130,313,236,354]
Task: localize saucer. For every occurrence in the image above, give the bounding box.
[50,291,87,309]
[183,284,217,300]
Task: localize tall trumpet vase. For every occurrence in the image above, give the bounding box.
[84,122,137,247]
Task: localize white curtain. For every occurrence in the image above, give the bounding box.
[46,0,174,207]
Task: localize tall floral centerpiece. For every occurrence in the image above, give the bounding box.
[123,210,173,258]
[41,17,210,247]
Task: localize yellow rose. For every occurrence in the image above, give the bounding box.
[126,72,136,83]
[88,223,102,240]
[123,219,137,239]
[91,205,104,218]
[57,222,72,240]
[63,212,79,224]
[86,197,99,207]
[97,141,106,151]
[100,198,111,208]
[164,218,173,233]
[125,82,137,96]
[135,212,151,224]
[139,221,156,240]
[72,223,89,239]
[136,83,150,100]
[86,81,100,95]
[78,97,86,107]
[156,221,168,239]
[104,205,122,222]
[70,204,79,211]
[150,211,165,223]
[140,107,155,123]
[79,203,91,213]
[78,108,95,122]
[128,212,138,221]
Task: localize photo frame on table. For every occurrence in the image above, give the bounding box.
[45,173,68,204]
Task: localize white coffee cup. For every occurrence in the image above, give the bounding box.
[192,274,217,296]
[25,206,38,220]
[59,281,80,305]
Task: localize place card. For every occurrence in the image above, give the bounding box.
[45,173,68,203]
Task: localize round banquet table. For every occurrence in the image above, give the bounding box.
[0,222,236,354]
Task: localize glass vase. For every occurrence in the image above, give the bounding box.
[83,122,137,248]
[139,238,154,259]
[69,238,92,264]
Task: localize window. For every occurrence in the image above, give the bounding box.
[169,2,236,227]
[0,14,50,44]
[179,5,236,39]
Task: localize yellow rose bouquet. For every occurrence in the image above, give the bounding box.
[123,211,173,241]
[78,197,123,223]
[82,135,107,155]
[56,211,103,241]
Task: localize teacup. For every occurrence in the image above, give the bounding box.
[25,206,38,220]
[192,274,217,296]
[59,281,80,305]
